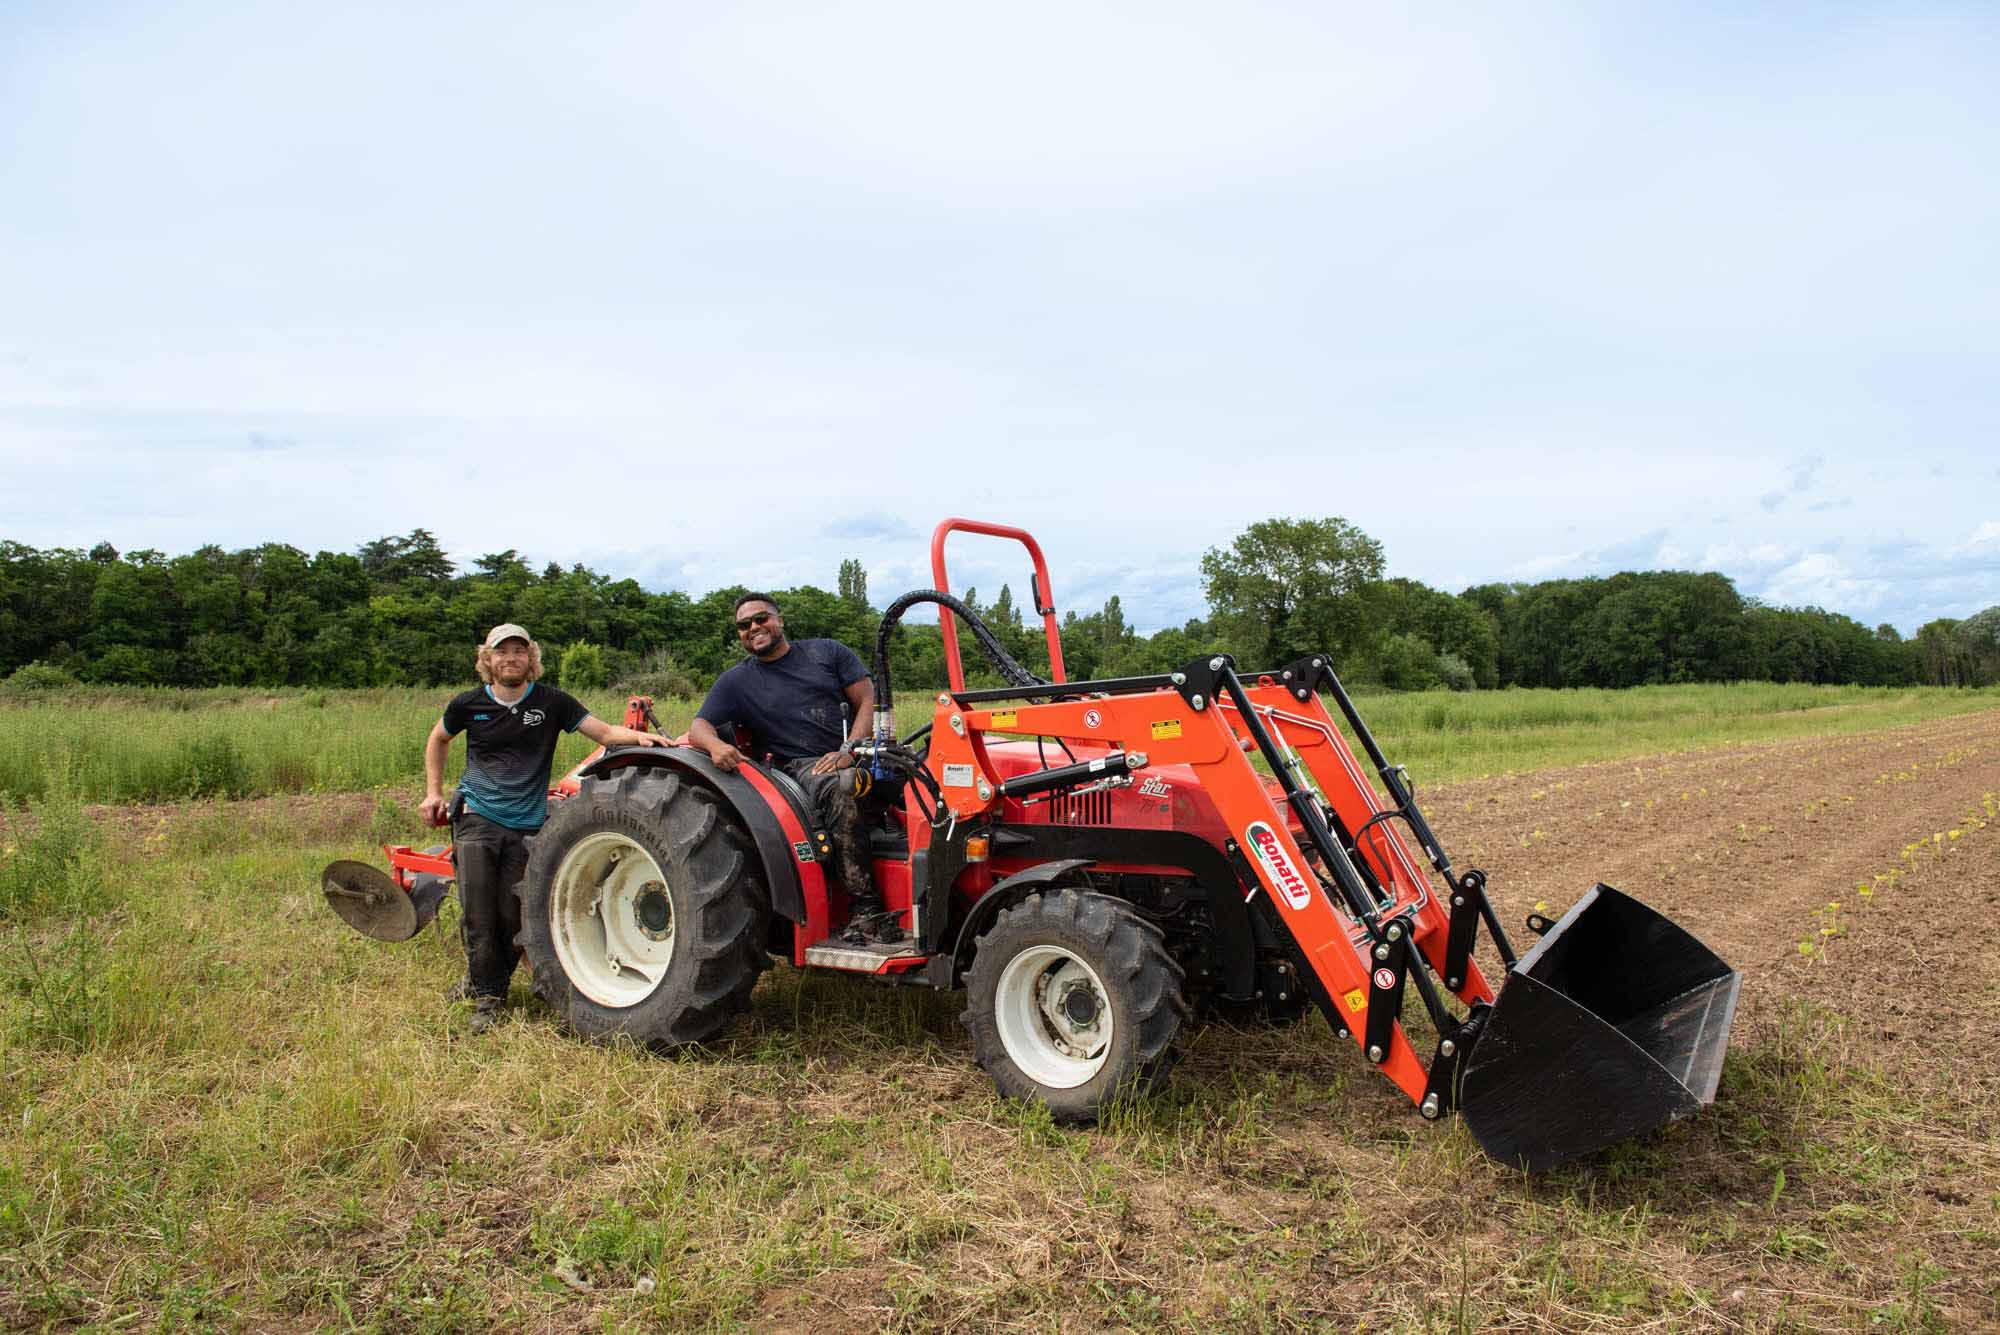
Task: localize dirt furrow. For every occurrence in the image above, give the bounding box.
[1425,709,2000,998]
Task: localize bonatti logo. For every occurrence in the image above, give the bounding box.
[1245,821,1313,910]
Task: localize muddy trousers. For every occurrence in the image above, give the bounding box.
[780,758,880,914]
[452,810,532,1001]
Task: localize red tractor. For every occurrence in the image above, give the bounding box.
[327,518,1739,1172]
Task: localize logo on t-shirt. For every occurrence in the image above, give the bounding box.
[521,709,546,728]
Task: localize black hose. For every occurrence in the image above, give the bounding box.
[871,588,1044,715]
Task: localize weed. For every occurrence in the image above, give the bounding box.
[1796,900,1845,964]
[0,756,109,918]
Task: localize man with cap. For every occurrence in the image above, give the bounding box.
[419,623,668,1033]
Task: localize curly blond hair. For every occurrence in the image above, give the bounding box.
[475,638,543,684]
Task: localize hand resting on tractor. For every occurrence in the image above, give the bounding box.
[808,748,856,776]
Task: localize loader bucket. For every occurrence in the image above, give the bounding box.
[322,860,449,942]
[1457,884,1740,1173]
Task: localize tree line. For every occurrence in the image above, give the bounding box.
[1,521,1994,696]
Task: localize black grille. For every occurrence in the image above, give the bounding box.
[1047,788,1112,825]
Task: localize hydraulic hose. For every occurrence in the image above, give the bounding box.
[871,588,1044,716]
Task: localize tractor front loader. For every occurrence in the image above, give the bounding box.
[324,518,1739,1173]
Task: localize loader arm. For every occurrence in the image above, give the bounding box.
[920,655,1494,1110]
[922,651,1740,1169]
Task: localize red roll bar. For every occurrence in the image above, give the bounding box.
[928,518,1067,692]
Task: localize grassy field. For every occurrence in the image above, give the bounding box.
[2,679,1996,805]
[3,691,1998,1329]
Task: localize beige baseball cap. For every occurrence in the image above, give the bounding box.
[483,623,532,649]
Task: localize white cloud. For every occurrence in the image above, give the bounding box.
[3,2,1996,638]
[1698,542,1790,570]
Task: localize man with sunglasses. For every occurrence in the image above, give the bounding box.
[688,593,902,944]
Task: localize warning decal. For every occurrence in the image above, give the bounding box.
[1150,719,1182,740]
[990,710,1018,728]
[1344,988,1367,1013]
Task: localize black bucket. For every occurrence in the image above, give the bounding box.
[1458,884,1741,1173]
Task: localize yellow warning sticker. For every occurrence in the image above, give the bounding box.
[1151,718,1183,740]
[990,710,1018,729]
[1344,988,1367,1013]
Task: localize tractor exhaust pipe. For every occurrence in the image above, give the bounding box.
[1456,884,1741,1173]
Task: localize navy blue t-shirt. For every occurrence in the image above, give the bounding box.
[442,683,592,829]
[697,638,869,764]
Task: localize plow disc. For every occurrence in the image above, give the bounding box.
[321,859,450,942]
[1457,884,1741,1173]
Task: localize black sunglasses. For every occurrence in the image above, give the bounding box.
[734,611,774,631]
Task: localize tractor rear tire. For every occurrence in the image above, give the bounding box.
[517,767,767,1047]
[962,889,1187,1123]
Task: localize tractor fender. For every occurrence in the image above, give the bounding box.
[577,745,807,924]
[946,858,1097,982]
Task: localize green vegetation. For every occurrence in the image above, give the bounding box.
[1355,679,2000,780]
[0,687,691,804]
[2,680,1995,805]
[3,728,1993,1328]
[6,521,1996,696]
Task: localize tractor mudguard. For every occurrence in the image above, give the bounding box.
[945,858,1096,982]
[1457,884,1741,1173]
[579,745,807,924]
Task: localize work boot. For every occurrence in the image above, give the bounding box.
[468,996,504,1035]
[868,910,911,945]
[842,908,910,947]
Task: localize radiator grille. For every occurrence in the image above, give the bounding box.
[1046,788,1112,825]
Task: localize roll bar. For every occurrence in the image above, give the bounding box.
[928,518,1067,691]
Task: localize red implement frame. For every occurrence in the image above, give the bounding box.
[930,517,1066,691]
[922,673,1498,1108]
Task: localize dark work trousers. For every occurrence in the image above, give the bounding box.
[780,758,880,913]
[453,810,532,1001]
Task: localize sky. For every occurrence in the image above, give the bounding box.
[3,1,1995,635]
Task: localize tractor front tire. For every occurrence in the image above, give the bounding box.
[518,767,767,1047]
[962,889,1187,1123]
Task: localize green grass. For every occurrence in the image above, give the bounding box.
[2,679,1995,804]
[2,712,1996,1328]
[0,819,1974,1329]
[0,686,705,804]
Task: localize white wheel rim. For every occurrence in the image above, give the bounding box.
[550,831,676,1009]
[994,944,1113,1090]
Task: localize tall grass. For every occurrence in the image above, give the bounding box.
[0,687,703,804]
[0,680,1995,803]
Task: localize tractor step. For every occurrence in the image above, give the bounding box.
[803,940,927,973]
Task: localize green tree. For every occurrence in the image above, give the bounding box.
[558,641,610,689]
[1200,517,1385,669]
[837,558,869,606]
[1959,606,2000,685]
[1372,578,1499,688]
[358,529,454,587]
